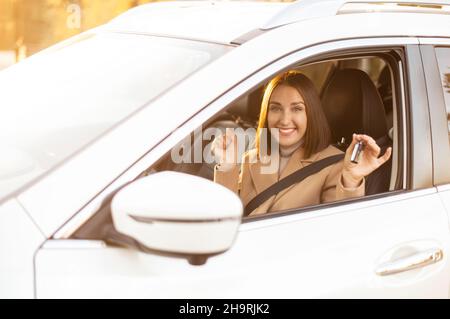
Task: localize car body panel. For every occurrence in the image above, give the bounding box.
[419,39,450,186]
[421,39,450,297]
[106,1,287,44]
[0,199,45,298]
[36,188,450,298]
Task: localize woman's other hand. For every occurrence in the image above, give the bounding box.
[341,133,392,188]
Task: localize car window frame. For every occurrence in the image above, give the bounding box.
[418,38,450,189]
[57,36,428,239]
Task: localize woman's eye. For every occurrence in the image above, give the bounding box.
[269,105,281,112]
[293,106,304,112]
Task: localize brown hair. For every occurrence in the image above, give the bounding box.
[255,71,331,159]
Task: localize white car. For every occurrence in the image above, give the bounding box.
[1,0,450,298]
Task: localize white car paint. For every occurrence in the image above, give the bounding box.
[108,1,287,44]
[0,199,44,298]
[35,188,450,298]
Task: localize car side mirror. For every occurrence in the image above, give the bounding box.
[111,171,243,265]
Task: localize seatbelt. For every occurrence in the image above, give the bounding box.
[244,153,345,216]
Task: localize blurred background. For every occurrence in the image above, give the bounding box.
[0,0,292,70]
[0,0,166,69]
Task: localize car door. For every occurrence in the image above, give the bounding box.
[420,38,450,261]
[33,33,450,298]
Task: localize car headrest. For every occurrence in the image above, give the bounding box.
[227,95,249,119]
[321,68,388,145]
[226,86,263,125]
[377,65,393,113]
[247,86,264,123]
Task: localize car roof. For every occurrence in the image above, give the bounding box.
[104,1,288,45]
[104,0,450,45]
[263,0,450,29]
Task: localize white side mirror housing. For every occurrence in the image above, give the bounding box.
[111,171,243,265]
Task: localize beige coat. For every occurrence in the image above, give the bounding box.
[214,145,365,216]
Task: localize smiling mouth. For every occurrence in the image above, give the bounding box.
[277,128,297,136]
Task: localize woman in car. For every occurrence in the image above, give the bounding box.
[213,71,392,216]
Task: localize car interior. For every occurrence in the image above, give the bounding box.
[146,55,395,196]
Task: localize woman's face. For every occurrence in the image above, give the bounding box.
[267,84,307,148]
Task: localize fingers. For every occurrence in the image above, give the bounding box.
[343,133,393,180]
[378,146,392,165]
[351,133,393,163]
[225,127,232,140]
[345,133,359,157]
[223,129,229,149]
[225,128,236,147]
[349,133,359,148]
[221,133,226,149]
[215,128,234,150]
[213,128,238,164]
[212,133,225,151]
[353,134,380,156]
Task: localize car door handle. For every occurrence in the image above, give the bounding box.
[375,248,444,276]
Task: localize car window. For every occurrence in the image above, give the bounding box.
[144,53,401,219]
[0,32,229,200]
[72,48,405,241]
[434,47,450,140]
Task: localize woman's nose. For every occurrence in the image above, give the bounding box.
[279,111,291,125]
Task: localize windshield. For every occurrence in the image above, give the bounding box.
[0,32,229,200]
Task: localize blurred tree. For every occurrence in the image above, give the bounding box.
[0,0,166,58]
[0,0,16,51]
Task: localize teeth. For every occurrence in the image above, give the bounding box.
[279,128,295,134]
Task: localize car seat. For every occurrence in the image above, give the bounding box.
[321,68,392,195]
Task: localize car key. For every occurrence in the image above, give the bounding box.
[350,141,364,164]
